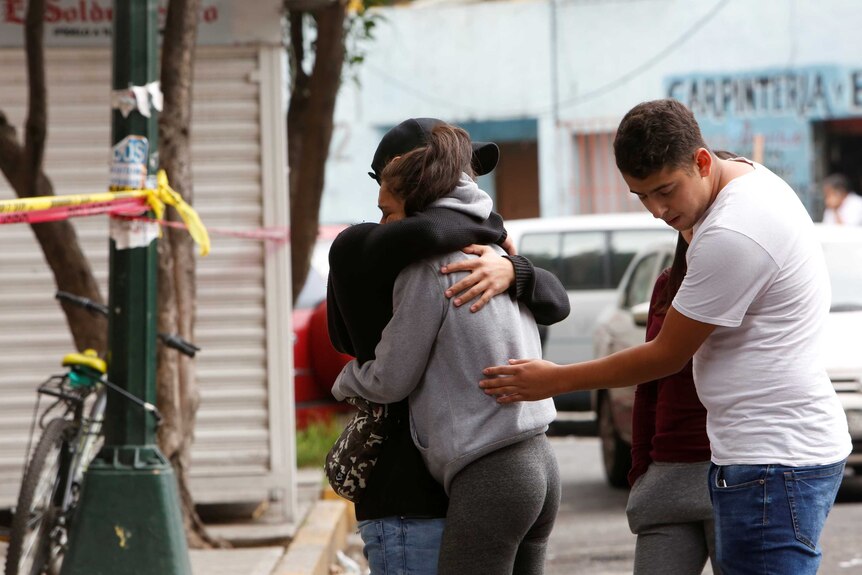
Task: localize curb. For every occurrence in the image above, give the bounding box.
[271,493,354,575]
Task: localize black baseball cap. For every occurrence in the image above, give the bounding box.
[368,118,500,183]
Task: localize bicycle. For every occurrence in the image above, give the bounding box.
[4,291,199,575]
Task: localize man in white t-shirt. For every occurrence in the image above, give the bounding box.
[822,173,862,226]
[479,99,851,574]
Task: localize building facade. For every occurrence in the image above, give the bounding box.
[322,0,862,224]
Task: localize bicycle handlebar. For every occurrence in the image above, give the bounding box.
[56,291,109,317]
[157,333,201,358]
[55,291,201,358]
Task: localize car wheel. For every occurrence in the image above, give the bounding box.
[598,392,631,489]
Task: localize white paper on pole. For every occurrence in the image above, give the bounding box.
[110,217,159,250]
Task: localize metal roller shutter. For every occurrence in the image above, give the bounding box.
[0,45,294,511]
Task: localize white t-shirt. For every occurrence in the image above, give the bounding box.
[823,191,862,226]
[673,161,851,467]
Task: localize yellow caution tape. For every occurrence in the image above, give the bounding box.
[0,190,144,214]
[0,169,210,256]
[150,170,211,256]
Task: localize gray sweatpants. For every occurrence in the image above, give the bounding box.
[438,433,561,575]
[626,461,721,575]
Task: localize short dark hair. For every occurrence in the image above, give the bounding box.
[823,173,850,193]
[380,123,473,215]
[613,99,708,179]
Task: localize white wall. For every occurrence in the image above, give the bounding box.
[321,0,862,223]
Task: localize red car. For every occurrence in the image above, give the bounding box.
[293,225,353,429]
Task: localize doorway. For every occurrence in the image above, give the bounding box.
[460,118,541,221]
[813,118,862,219]
[494,140,540,220]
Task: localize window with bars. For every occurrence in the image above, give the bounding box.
[571,131,644,214]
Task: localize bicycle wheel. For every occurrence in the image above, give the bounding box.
[70,388,106,486]
[5,418,73,575]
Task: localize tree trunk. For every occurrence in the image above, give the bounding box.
[287,1,348,303]
[157,0,224,549]
[0,0,105,352]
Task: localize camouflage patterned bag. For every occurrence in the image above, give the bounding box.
[324,397,390,502]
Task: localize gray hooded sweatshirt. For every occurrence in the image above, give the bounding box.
[332,174,556,493]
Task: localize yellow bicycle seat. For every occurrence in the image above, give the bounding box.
[62,349,107,374]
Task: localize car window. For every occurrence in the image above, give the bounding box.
[822,241,862,310]
[609,230,675,287]
[520,233,561,278]
[560,232,608,290]
[624,253,660,309]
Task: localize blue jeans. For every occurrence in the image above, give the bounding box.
[357,516,446,575]
[708,460,845,575]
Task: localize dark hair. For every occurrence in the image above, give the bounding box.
[654,233,688,315]
[614,99,708,179]
[823,173,850,193]
[380,124,473,215]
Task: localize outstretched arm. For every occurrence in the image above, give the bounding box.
[478,223,777,403]
[478,306,715,403]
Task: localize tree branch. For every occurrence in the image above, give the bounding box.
[0,0,107,351]
[157,0,224,549]
[288,0,347,301]
[24,0,47,196]
[287,9,310,210]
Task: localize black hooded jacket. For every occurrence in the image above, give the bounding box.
[326,206,570,520]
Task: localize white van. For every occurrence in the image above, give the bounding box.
[504,213,675,425]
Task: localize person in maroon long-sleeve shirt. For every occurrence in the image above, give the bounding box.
[625,231,720,575]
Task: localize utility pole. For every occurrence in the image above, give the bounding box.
[549,0,567,213]
[59,1,192,573]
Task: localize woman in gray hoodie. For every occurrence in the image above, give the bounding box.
[332,122,560,575]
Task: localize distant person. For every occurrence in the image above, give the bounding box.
[821,173,862,225]
[626,231,719,575]
[327,117,570,575]
[480,99,851,574]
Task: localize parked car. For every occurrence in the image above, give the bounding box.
[293,225,353,429]
[504,214,675,432]
[592,224,862,487]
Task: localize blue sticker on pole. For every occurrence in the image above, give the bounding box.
[110,136,149,189]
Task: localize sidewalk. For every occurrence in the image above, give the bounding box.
[191,468,358,575]
[0,468,357,575]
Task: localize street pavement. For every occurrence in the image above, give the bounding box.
[545,435,862,574]
[2,438,859,574]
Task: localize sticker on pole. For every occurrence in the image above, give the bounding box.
[110,136,149,189]
[110,217,159,251]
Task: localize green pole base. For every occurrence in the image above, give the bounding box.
[60,448,192,575]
